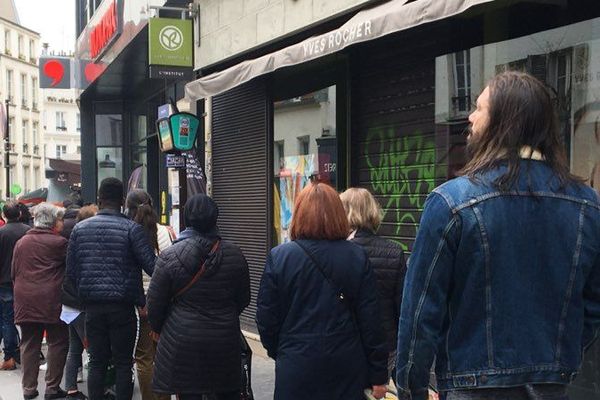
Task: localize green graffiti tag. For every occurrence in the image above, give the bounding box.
[364,127,437,251]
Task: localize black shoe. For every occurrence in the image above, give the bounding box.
[23,390,39,400]
[44,388,67,399]
[66,392,88,400]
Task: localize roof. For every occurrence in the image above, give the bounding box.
[0,0,19,24]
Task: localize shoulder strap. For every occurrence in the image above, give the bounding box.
[294,240,348,302]
[173,240,220,300]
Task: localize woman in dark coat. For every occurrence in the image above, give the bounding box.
[147,194,251,400]
[12,203,69,400]
[256,182,389,400]
[340,187,407,379]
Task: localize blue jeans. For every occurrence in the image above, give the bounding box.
[0,286,18,360]
[445,385,569,400]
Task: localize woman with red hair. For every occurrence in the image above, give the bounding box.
[257,181,388,400]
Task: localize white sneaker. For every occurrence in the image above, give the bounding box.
[39,362,47,371]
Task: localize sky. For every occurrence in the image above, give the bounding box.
[14,0,76,55]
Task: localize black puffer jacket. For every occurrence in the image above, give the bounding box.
[147,233,250,395]
[61,206,80,240]
[66,209,156,307]
[351,229,406,352]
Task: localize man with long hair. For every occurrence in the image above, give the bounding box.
[396,71,600,400]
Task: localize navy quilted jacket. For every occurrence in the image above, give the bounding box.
[66,209,156,307]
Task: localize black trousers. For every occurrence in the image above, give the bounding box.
[178,391,239,400]
[86,306,138,400]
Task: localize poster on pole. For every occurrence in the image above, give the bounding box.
[184,149,206,196]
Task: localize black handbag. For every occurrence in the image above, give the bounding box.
[240,333,254,400]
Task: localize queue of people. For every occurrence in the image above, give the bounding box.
[0,70,598,400]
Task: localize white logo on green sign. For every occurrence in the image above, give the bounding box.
[159,26,184,51]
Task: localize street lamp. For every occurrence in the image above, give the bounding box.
[4,99,10,200]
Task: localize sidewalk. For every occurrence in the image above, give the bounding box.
[0,339,275,400]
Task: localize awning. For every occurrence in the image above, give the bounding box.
[46,158,82,186]
[185,0,495,100]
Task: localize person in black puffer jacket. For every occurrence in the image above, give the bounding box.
[61,194,83,240]
[66,178,156,400]
[147,194,250,400]
[340,187,407,380]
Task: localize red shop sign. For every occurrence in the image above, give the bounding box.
[90,0,118,60]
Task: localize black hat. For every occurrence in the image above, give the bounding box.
[184,194,218,233]
[98,177,124,205]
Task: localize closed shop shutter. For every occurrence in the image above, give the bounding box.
[212,78,268,332]
[350,37,447,255]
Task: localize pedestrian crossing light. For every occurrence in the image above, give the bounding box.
[157,112,200,153]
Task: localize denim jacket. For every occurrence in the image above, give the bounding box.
[396,160,600,399]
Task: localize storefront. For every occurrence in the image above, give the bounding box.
[75,0,197,229]
[186,0,600,395]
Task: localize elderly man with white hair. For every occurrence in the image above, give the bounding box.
[12,203,70,400]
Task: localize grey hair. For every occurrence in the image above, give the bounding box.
[33,203,65,229]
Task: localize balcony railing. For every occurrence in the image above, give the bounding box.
[32,102,38,111]
[56,126,67,132]
[18,54,26,61]
[33,145,39,155]
[22,143,28,153]
[21,99,29,109]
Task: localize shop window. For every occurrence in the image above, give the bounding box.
[95,114,122,146]
[273,85,337,244]
[97,148,123,185]
[436,17,600,193]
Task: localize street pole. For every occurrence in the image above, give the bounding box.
[4,99,9,200]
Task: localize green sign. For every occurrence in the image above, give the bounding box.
[156,112,200,153]
[148,18,193,67]
[10,184,21,196]
[170,113,199,151]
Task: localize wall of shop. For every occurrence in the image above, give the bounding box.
[195,0,373,69]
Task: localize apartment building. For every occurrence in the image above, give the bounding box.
[0,0,44,198]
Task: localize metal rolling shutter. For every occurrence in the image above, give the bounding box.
[350,36,445,255]
[212,79,268,332]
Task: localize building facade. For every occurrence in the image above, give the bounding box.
[75,0,196,231]
[43,87,81,161]
[0,2,44,199]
